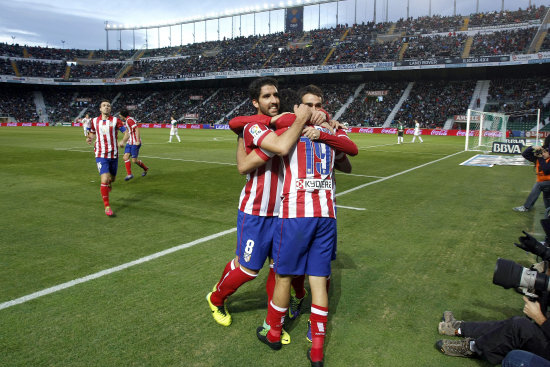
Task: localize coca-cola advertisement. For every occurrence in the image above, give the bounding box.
[347,127,498,137]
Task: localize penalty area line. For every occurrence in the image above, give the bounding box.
[0,228,237,311]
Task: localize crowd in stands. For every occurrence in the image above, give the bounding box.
[541,32,550,51]
[0,77,547,129]
[468,5,547,27]
[486,78,550,127]
[16,60,65,78]
[403,33,468,59]
[394,80,477,128]
[469,28,537,56]
[0,90,39,122]
[395,15,464,35]
[0,5,547,79]
[339,81,408,127]
[0,6,549,126]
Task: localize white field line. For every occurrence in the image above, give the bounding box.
[339,172,385,178]
[0,228,237,311]
[1,150,464,310]
[55,148,236,166]
[336,205,366,211]
[336,150,465,197]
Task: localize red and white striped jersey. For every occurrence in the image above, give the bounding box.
[238,122,284,217]
[280,126,336,219]
[89,115,126,159]
[125,117,141,145]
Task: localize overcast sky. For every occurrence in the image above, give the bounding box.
[0,0,548,51]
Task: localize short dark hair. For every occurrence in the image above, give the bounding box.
[278,88,300,113]
[98,99,110,108]
[248,77,278,101]
[297,85,323,103]
[119,109,130,118]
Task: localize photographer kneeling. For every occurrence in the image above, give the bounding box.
[436,227,550,364]
[514,145,550,213]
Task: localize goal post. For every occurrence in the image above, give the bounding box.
[464,109,509,152]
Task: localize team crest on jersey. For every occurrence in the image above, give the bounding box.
[249,124,263,138]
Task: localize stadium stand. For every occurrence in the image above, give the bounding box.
[1,5,549,126]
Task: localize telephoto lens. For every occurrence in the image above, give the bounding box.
[493,258,550,292]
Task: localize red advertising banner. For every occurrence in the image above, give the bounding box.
[347,127,501,137]
[1,122,50,126]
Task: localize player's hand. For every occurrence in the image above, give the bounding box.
[310,110,327,126]
[118,142,125,148]
[320,122,335,134]
[86,136,93,145]
[294,104,313,124]
[329,120,345,131]
[302,126,320,140]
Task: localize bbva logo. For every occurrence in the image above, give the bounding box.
[492,142,522,154]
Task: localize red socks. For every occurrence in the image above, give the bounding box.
[100,183,110,207]
[266,266,276,304]
[310,304,328,362]
[266,300,287,342]
[210,265,256,306]
[136,160,148,171]
[125,159,148,175]
[124,160,132,175]
[215,259,235,290]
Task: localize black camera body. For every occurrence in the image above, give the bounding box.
[534,147,547,157]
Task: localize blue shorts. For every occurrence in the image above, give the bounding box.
[272,217,336,277]
[124,144,141,158]
[95,157,118,176]
[235,211,276,271]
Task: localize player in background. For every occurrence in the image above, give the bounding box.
[411,119,424,143]
[86,100,126,217]
[81,113,91,136]
[397,120,404,144]
[206,78,312,347]
[169,115,181,143]
[118,109,149,181]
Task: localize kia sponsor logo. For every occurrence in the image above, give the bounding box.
[430,130,448,136]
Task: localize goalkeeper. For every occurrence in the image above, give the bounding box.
[513,145,550,214]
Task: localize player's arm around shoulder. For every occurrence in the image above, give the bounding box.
[258,104,312,156]
[236,137,270,175]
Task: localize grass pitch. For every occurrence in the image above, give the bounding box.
[0,126,542,366]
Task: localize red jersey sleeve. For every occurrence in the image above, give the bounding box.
[272,114,297,129]
[243,123,276,160]
[229,114,271,134]
[317,129,358,156]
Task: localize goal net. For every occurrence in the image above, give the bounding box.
[464,109,509,152]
